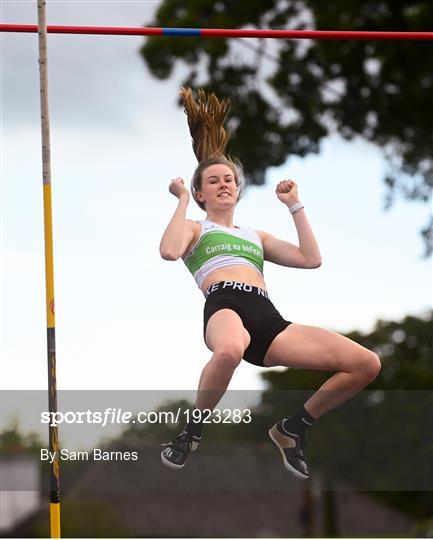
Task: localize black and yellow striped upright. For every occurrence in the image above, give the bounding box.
[37,1,61,537]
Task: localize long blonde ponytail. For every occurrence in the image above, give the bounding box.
[180,87,244,211]
[180,86,231,161]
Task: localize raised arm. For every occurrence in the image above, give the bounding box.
[258,179,322,269]
[159,177,198,261]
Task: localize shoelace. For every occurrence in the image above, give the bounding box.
[168,431,192,446]
[161,431,189,448]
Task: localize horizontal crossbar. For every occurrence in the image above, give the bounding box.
[1,24,433,40]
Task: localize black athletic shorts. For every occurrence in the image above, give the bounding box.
[203,281,292,367]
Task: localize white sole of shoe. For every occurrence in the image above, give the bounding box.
[268,427,309,480]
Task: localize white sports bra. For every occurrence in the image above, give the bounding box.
[183,220,264,289]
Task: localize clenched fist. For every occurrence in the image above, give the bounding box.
[275,179,300,207]
[169,177,190,200]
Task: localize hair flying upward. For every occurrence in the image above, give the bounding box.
[180,87,244,211]
[180,86,231,162]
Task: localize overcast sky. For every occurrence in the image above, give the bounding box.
[1,1,431,407]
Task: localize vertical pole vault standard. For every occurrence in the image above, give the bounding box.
[37,1,61,537]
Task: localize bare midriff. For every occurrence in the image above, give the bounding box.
[200,264,267,293]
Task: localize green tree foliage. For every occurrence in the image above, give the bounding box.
[140,0,433,255]
[0,419,43,454]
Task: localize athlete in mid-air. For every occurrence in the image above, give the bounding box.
[159,87,381,479]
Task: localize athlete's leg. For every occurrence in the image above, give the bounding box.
[195,309,251,411]
[263,323,381,418]
[264,323,380,479]
[161,308,251,470]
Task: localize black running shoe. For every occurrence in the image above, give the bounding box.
[268,421,309,480]
[161,430,200,470]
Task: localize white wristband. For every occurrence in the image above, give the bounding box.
[289,202,304,215]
